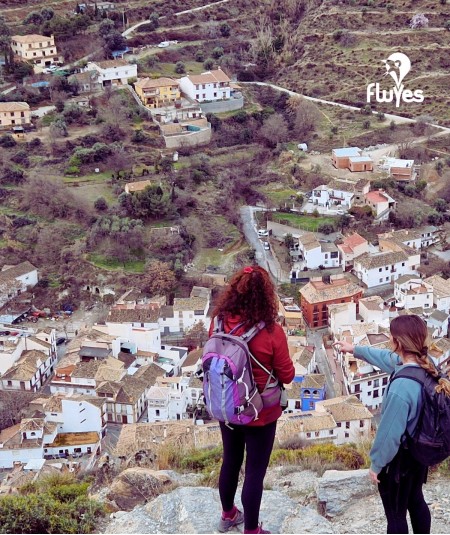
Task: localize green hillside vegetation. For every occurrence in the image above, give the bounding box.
[0,473,105,534]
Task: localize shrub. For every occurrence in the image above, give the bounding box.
[94,197,108,211]
[174,61,186,74]
[410,13,429,29]
[212,46,224,59]
[318,223,335,234]
[220,22,231,37]
[195,49,205,62]
[0,134,16,148]
[203,58,214,70]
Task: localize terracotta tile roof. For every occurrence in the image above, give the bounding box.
[327,179,356,193]
[285,381,302,399]
[182,349,202,368]
[365,190,390,204]
[341,233,367,250]
[292,346,314,368]
[71,360,102,379]
[12,34,52,43]
[173,297,208,312]
[299,232,320,251]
[300,276,362,304]
[2,350,47,381]
[108,307,160,323]
[0,102,30,113]
[424,275,450,298]
[188,375,203,388]
[0,261,36,283]
[146,385,170,400]
[94,59,129,69]
[185,68,231,85]
[317,395,373,421]
[354,249,408,270]
[378,229,422,244]
[429,309,448,322]
[48,431,99,447]
[278,412,336,434]
[125,180,154,192]
[135,77,179,89]
[359,296,385,311]
[301,374,326,389]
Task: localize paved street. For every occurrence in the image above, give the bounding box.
[307,328,336,398]
[240,206,290,283]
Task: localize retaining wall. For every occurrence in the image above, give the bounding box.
[199,96,244,114]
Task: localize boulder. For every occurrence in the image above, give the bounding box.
[107,468,173,511]
[316,469,377,518]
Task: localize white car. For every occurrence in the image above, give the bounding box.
[158,41,170,48]
[258,229,269,237]
[263,242,270,251]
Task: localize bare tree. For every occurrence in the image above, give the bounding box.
[288,96,321,139]
[259,113,289,147]
[394,130,415,157]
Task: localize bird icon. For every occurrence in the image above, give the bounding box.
[382,52,411,90]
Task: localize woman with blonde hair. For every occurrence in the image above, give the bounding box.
[334,314,450,534]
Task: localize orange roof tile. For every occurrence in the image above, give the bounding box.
[365,191,388,204]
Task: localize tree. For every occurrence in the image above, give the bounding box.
[24,11,44,25]
[445,20,450,30]
[289,97,321,139]
[141,260,176,296]
[94,197,108,211]
[99,18,115,38]
[175,61,186,74]
[434,198,447,212]
[212,46,224,59]
[0,391,37,431]
[284,233,295,249]
[0,17,11,68]
[259,113,289,147]
[220,22,231,37]
[106,148,133,178]
[195,49,205,62]
[410,13,429,29]
[183,321,208,349]
[203,58,214,70]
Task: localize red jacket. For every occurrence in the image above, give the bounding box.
[209,315,295,426]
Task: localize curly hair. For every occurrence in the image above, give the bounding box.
[390,315,450,397]
[212,266,278,329]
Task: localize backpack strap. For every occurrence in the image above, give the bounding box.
[390,366,427,387]
[213,316,225,334]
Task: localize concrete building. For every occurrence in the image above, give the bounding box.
[178,68,231,102]
[300,275,364,329]
[292,233,340,271]
[424,275,450,313]
[0,102,31,129]
[311,179,355,208]
[337,233,369,271]
[11,34,59,68]
[364,190,396,221]
[134,77,180,108]
[85,60,137,87]
[394,275,433,310]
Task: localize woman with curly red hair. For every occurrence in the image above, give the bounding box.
[211,266,295,534]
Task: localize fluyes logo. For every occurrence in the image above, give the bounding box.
[367,52,424,107]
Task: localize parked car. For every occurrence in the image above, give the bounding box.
[258,229,269,237]
[56,337,66,345]
[263,242,270,251]
[158,41,170,48]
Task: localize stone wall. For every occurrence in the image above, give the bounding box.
[199,96,244,114]
[163,127,212,149]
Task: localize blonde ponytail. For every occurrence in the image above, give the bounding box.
[417,353,450,397]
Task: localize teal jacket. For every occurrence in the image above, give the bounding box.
[353,345,423,474]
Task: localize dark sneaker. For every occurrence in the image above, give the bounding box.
[218,509,244,532]
[244,524,270,534]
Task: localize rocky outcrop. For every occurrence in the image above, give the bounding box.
[102,468,450,534]
[317,469,376,517]
[106,486,333,534]
[106,468,174,511]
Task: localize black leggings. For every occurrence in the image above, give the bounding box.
[219,420,277,531]
[378,448,431,534]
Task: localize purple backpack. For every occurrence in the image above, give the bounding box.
[202,318,281,425]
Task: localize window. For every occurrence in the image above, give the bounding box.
[329,430,333,435]
[402,262,405,267]
[373,379,379,388]
[379,278,383,283]
[368,381,372,386]
[354,384,361,393]
[379,268,382,272]
[156,409,160,416]
[382,377,388,385]
[345,432,349,438]
[360,420,364,428]
[337,422,341,427]
[385,266,388,271]
[196,94,199,100]
[345,421,350,429]
[306,432,311,438]
[202,94,206,99]
[315,431,320,437]
[373,389,379,398]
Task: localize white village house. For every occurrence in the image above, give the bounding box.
[394,275,433,310]
[84,59,137,87]
[178,68,231,102]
